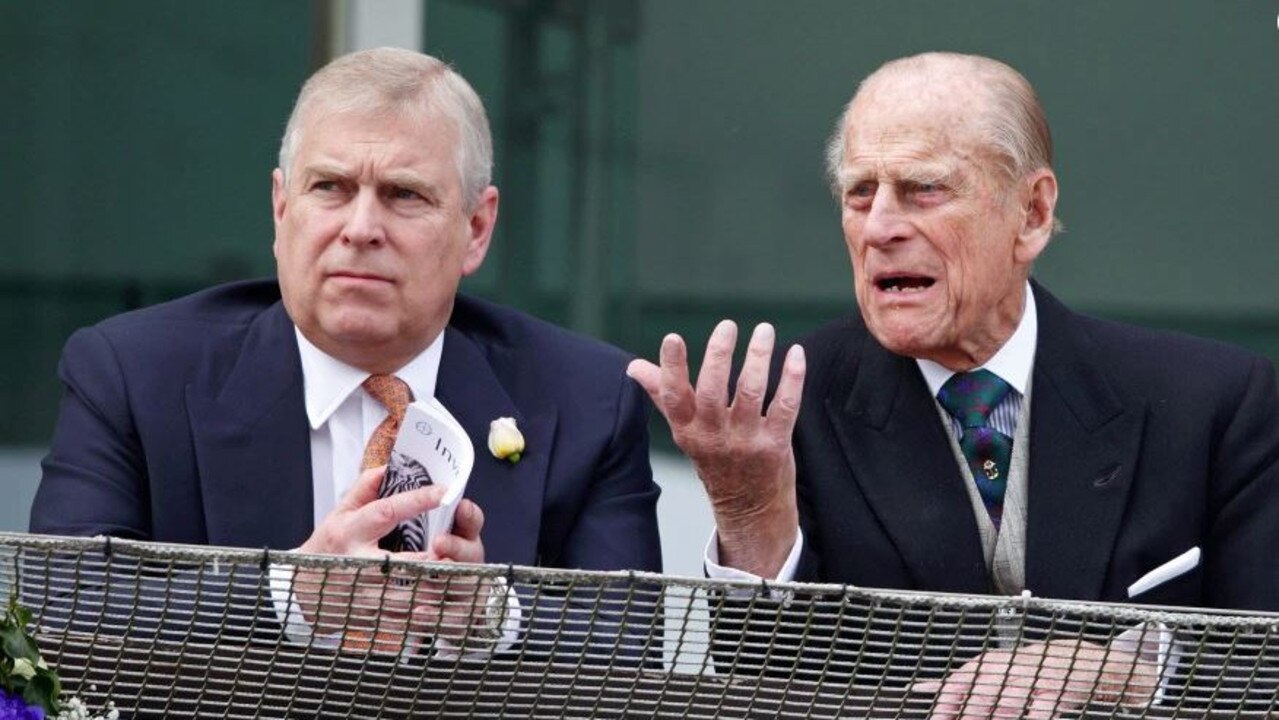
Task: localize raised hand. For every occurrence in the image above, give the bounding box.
[628,320,805,577]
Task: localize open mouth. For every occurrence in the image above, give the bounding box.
[876,274,936,293]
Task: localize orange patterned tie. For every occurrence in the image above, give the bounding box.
[360,374,413,471]
[345,374,413,655]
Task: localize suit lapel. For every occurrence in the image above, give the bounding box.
[186,302,315,549]
[1024,285,1145,600]
[436,326,555,566]
[823,332,991,594]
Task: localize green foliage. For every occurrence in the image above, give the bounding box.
[0,594,61,714]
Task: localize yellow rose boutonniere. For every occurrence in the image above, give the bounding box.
[487,417,525,464]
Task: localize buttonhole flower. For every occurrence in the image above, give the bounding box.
[487,417,524,464]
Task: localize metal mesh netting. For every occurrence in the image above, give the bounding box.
[2,532,1276,719]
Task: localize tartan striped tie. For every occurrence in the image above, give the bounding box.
[937,370,1014,529]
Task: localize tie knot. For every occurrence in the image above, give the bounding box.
[362,374,413,418]
[937,369,1012,428]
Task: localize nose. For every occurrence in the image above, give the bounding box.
[858,185,911,248]
[341,187,385,247]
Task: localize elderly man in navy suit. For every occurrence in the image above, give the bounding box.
[32,47,661,659]
[631,52,1279,716]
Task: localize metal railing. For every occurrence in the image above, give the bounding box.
[2,532,1276,719]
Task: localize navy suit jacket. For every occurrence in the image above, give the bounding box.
[790,282,1279,612]
[31,279,662,576]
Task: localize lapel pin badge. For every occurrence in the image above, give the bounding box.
[488,416,525,464]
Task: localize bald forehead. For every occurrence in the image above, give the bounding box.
[837,60,1006,182]
[845,77,985,156]
[851,59,995,137]
[858,53,1015,102]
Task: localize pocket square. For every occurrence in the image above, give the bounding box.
[1127,546,1200,598]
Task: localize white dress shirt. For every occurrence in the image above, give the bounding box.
[271,329,521,657]
[295,327,443,526]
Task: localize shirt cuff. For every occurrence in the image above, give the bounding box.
[433,577,524,660]
[268,558,343,650]
[271,560,520,660]
[1111,621,1176,706]
[703,526,804,583]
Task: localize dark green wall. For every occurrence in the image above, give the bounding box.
[4,1,1279,448]
[630,1,1279,355]
[429,1,1279,374]
[0,1,315,442]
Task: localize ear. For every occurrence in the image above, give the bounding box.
[461,185,499,276]
[1014,169,1058,265]
[271,168,287,260]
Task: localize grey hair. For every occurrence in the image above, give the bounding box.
[278,47,493,210]
[825,52,1054,197]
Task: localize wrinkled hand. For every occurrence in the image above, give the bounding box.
[627,320,805,577]
[293,466,492,652]
[913,639,1158,719]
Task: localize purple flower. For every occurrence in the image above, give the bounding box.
[0,689,44,720]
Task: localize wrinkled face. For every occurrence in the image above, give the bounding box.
[837,77,1049,369]
[272,107,497,373]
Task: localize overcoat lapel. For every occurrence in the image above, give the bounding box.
[436,326,556,566]
[823,333,992,594]
[186,303,315,549]
[1024,285,1145,600]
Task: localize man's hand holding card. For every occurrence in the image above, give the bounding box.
[285,400,516,655]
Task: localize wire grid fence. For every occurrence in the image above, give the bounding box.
[1,532,1277,719]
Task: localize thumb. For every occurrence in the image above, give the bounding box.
[340,465,387,510]
[911,680,942,694]
[626,358,662,400]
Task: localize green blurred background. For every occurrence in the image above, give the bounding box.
[3,1,1278,543]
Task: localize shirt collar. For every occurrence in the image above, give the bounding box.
[294,329,445,430]
[916,282,1038,397]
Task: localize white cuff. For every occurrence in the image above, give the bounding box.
[1112,621,1177,705]
[434,577,524,660]
[268,558,343,649]
[270,560,521,660]
[703,526,804,585]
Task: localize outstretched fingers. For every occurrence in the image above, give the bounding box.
[627,333,698,427]
[728,322,774,423]
[695,320,738,428]
[764,344,806,440]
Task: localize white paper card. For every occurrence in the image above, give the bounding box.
[382,398,474,551]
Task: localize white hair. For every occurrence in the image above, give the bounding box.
[278,47,493,210]
[825,52,1054,195]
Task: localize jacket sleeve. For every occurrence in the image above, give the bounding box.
[31,326,152,539]
[28,326,285,644]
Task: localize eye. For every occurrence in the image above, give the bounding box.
[310,179,340,193]
[390,186,422,201]
[906,181,948,205]
[844,181,876,209]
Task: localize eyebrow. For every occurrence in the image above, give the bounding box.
[837,162,961,190]
[299,162,349,181]
[298,163,442,197]
[381,170,437,196]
